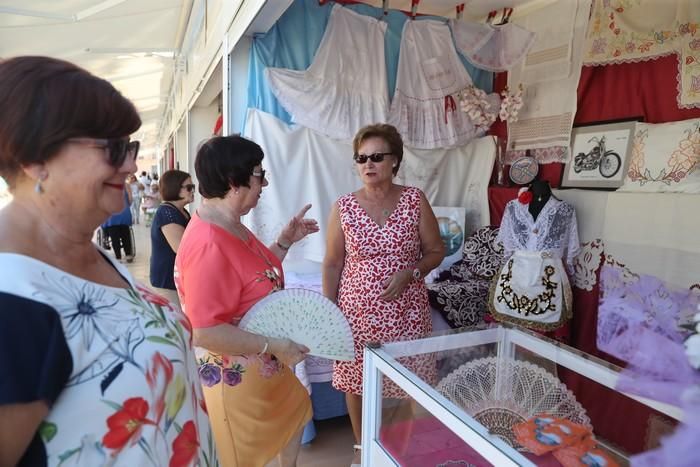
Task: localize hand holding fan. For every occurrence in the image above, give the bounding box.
[239,289,355,361]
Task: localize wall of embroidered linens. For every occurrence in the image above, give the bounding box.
[242,0,512,266]
[245,0,493,135]
[494,0,700,185]
[487,2,700,454]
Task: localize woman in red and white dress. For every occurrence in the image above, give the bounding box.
[323,124,445,464]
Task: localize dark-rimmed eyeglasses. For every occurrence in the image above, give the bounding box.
[353,152,391,164]
[252,169,266,181]
[68,137,140,168]
[182,184,196,192]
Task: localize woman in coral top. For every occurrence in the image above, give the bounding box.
[175,135,319,467]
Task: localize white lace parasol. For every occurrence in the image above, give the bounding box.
[239,288,355,361]
[437,356,591,450]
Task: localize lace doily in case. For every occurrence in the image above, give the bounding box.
[437,356,591,451]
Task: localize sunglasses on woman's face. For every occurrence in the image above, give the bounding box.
[68,137,140,168]
[182,184,196,192]
[353,152,392,164]
[252,169,266,181]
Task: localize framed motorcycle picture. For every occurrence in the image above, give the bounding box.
[561,119,639,189]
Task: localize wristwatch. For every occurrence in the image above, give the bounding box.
[412,267,422,281]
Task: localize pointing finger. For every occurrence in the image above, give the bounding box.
[295,203,312,220]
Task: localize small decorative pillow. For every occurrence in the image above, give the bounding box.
[618,118,700,193]
[462,226,504,279]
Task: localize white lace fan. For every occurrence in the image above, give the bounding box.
[239,289,355,361]
[437,357,591,450]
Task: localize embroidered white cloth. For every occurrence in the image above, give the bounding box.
[243,108,495,262]
[519,1,577,84]
[497,198,581,271]
[506,0,591,154]
[265,5,389,141]
[491,252,571,328]
[618,118,700,193]
[389,19,500,149]
[451,20,536,72]
[583,0,700,109]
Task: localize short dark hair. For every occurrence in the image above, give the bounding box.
[160,170,191,201]
[352,124,404,175]
[195,135,264,199]
[0,56,141,186]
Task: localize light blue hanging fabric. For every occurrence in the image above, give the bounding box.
[244,0,493,132]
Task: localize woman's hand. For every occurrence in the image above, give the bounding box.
[379,269,414,301]
[268,337,310,367]
[278,204,320,246]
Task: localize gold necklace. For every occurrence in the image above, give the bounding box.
[201,206,283,287]
[234,223,283,288]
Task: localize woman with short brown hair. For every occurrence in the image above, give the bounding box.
[0,56,217,466]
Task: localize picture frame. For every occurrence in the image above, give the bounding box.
[561,119,639,189]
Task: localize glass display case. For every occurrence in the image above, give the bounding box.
[361,324,682,467]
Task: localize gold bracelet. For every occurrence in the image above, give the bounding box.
[258,338,269,355]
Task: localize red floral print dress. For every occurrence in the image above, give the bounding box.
[333,186,434,396]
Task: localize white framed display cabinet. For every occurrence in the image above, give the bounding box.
[361,324,683,467]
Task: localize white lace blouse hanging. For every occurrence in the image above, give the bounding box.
[451,20,536,72]
[497,198,581,270]
[491,198,580,331]
[388,19,500,150]
[265,5,389,141]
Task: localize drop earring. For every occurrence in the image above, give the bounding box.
[34,173,47,194]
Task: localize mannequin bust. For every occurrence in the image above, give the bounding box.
[528,180,552,221]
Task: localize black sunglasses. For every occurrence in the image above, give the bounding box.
[182,183,196,192]
[252,168,266,180]
[68,138,140,167]
[353,152,392,164]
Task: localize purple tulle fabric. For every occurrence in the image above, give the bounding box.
[597,265,700,466]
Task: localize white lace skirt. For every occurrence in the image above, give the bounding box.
[265,5,389,141]
[489,250,572,331]
[389,19,499,149]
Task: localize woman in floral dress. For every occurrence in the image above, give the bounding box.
[0,57,217,466]
[175,135,320,467]
[322,124,445,464]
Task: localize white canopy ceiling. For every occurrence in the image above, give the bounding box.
[0,0,191,164]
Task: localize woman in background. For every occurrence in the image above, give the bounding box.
[127,173,143,224]
[149,169,193,302]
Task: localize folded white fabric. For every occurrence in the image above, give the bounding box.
[518,0,577,84]
[265,5,389,141]
[390,19,499,149]
[451,20,536,72]
[506,0,591,154]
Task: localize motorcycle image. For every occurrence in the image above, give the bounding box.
[573,136,621,178]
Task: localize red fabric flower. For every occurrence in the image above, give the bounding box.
[146,352,174,424]
[198,397,208,415]
[136,284,171,307]
[103,397,154,449]
[518,191,533,204]
[169,420,200,467]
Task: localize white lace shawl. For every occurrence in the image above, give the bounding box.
[497,198,581,271]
